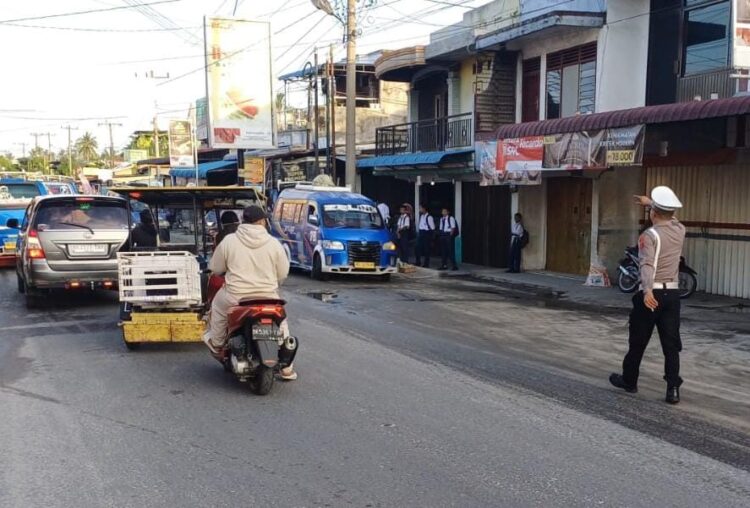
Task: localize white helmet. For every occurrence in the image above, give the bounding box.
[651,186,682,211]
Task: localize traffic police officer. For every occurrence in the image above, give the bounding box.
[610,186,686,404]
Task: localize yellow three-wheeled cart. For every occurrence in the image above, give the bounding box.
[110,186,265,350]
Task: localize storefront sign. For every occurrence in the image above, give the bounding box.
[168,120,195,168]
[205,17,274,149]
[475,138,542,186]
[243,156,265,187]
[543,126,644,169]
[735,1,750,68]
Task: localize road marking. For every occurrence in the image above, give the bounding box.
[1,319,110,331]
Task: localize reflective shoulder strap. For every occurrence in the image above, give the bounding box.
[647,227,661,277]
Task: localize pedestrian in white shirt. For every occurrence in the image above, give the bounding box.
[415,204,436,268]
[396,204,412,263]
[438,207,459,271]
[508,213,524,273]
[377,202,390,227]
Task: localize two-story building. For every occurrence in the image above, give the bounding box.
[360,0,750,299]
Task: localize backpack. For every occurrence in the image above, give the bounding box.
[520,229,529,248]
[452,217,460,237]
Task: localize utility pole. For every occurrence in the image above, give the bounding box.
[313,48,320,173]
[330,44,336,181]
[99,120,123,169]
[61,125,79,176]
[30,133,42,172]
[46,133,55,174]
[345,0,357,191]
[153,115,161,157]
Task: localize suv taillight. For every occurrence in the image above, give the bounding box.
[27,230,45,259]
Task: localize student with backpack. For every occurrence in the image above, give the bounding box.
[438,207,459,271]
[415,204,436,268]
[396,203,413,263]
[507,212,528,273]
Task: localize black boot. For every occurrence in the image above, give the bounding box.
[609,373,637,393]
[666,386,680,404]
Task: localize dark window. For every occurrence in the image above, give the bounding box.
[546,69,562,120]
[545,43,597,119]
[33,199,128,231]
[683,1,730,75]
[522,57,541,122]
[4,183,40,199]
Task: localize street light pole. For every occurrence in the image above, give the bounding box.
[345,0,357,191]
[62,125,79,176]
[99,120,123,169]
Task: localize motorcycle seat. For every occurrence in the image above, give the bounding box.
[236,297,287,307]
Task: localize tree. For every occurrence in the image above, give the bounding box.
[28,146,48,172]
[0,153,15,171]
[127,131,168,157]
[75,132,99,163]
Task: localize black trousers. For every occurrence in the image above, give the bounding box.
[622,289,683,388]
[508,237,522,272]
[439,234,457,269]
[415,231,433,266]
[396,235,411,263]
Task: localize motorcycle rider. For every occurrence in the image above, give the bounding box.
[610,186,685,403]
[203,205,296,381]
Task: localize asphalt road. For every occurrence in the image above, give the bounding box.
[1,269,749,507]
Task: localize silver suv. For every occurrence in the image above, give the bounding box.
[13,195,130,307]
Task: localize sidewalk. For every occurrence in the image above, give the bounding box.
[408,263,750,333]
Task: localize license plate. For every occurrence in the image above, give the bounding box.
[69,244,108,255]
[4,241,16,251]
[252,324,282,341]
[354,261,375,269]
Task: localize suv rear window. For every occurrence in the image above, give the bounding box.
[34,198,129,231]
[4,183,41,199]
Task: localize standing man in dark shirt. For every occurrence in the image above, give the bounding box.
[610,186,686,404]
[131,209,157,249]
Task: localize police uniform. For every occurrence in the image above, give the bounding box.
[610,186,686,404]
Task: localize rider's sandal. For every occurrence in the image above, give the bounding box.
[279,369,297,381]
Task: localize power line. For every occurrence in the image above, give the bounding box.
[0,0,183,24]
[1,22,201,32]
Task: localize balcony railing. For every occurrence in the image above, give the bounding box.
[375,112,473,156]
[677,69,734,102]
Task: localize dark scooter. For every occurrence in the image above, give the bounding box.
[617,246,698,298]
[207,275,298,395]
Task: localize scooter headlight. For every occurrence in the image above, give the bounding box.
[383,241,397,251]
[321,240,345,251]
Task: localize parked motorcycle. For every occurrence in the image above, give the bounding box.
[617,246,698,299]
[207,276,298,395]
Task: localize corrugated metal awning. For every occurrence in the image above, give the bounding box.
[494,95,750,139]
[169,160,237,179]
[357,148,474,169]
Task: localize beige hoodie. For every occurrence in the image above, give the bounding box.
[209,224,290,298]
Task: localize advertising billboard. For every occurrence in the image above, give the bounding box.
[204,17,274,149]
[168,120,195,168]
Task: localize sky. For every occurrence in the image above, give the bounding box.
[0,0,490,159]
